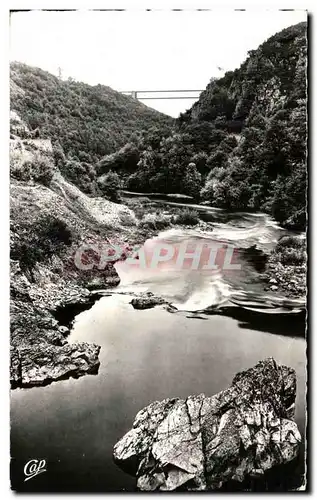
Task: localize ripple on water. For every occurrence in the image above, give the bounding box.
[115,210,305,315]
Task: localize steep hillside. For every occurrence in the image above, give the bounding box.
[10,62,173,165]
[182,23,306,126]
[128,22,307,229]
[181,22,307,228]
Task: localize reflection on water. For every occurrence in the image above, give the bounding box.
[10,295,306,491]
[10,204,306,492]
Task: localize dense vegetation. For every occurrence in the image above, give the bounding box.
[11,215,72,275]
[10,62,173,194]
[126,22,307,228]
[97,171,122,202]
[10,146,54,186]
[10,22,307,229]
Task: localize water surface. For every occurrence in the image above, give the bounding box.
[10,205,306,492]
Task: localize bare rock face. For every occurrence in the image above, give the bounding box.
[10,259,102,388]
[10,346,21,387]
[15,342,100,387]
[113,359,301,491]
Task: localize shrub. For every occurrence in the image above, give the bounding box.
[206,150,228,171]
[182,163,202,199]
[273,236,306,266]
[52,141,66,168]
[139,213,171,231]
[118,211,136,227]
[10,154,31,182]
[96,142,140,175]
[11,216,72,273]
[275,236,304,250]
[277,247,306,266]
[190,152,209,175]
[173,208,200,226]
[123,198,158,220]
[10,153,54,186]
[200,179,214,202]
[60,159,98,195]
[30,156,54,185]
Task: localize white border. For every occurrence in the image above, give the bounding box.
[1,1,315,498]
[1,0,313,10]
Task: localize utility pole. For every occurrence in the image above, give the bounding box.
[57,67,63,80]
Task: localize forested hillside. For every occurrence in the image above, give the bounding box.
[128,22,307,229]
[10,22,307,229]
[10,62,173,165]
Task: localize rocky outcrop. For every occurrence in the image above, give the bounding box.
[113,359,301,491]
[85,267,121,291]
[130,292,167,310]
[12,342,100,387]
[10,259,102,388]
[10,346,21,387]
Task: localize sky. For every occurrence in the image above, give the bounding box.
[9,9,307,117]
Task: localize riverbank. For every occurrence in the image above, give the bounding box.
[261,236,306,299]
[10,175,141,388]
[10,178,212,387]
[10,183,307,494]
[10,181,306,388]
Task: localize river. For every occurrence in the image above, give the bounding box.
[10,201,306,492]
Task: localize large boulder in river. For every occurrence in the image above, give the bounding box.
[130,292,167,310]
[113,358,301,491]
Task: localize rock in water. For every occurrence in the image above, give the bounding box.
[17,342,101,387]
[130,292,166,310]
[113,358,301,491]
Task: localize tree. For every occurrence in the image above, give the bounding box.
[97,170,122,202]
[60,158,98,195]
[96,142,141,175]
[182,163,202,199]
[190,152,209,176]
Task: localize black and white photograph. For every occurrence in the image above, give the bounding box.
[9,5,308,492]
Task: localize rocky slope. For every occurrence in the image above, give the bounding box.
[246,233,306,300]
[114,358,301,491]
[10,118,141,388]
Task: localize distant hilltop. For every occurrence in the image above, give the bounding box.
[10,61,173,162]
